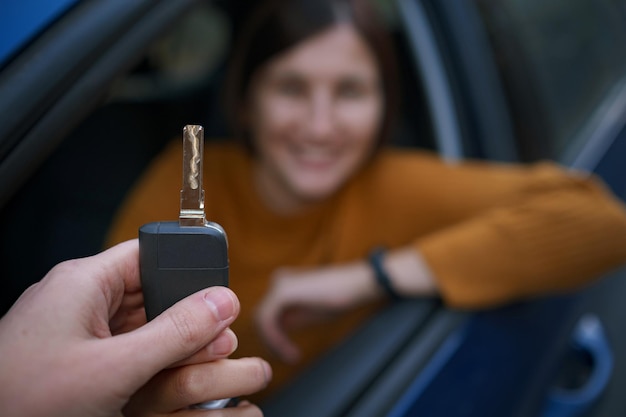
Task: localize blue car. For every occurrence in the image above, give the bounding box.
[1,1,626,416]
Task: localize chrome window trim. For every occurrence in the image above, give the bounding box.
[564,78,626,171]
[396,0,463,161]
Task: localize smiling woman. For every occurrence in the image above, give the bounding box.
[106,0,626,400]
[247,25,383,213]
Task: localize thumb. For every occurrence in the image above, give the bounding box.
[105,286,240,388]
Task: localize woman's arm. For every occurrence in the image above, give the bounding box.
[255,246,437,362]
[256,163,626,361]
[417,168,626,308]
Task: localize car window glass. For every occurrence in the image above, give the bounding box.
[475,0,626,160]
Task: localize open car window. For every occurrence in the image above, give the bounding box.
[0,0,229,314]
[0,0,433,315]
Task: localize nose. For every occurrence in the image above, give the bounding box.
[307,90,335,140]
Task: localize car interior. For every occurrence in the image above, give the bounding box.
[0,0,438,313]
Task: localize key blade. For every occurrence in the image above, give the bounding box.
[180,125,206,226]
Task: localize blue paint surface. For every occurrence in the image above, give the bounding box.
[0,0,80,66]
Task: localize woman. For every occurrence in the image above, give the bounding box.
[107,0,626,397]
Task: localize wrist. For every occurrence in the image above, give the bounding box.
[369,248,402,300]
[343,261,385,305]
[384,247,437,297]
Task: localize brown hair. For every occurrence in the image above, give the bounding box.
[224,0,399,151]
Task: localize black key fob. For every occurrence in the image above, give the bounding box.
[138,125,228,320]
[139,220,228,321]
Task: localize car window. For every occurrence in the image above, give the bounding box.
[1,0,431,315]
[0,1,231,315]
[475,0,626,161]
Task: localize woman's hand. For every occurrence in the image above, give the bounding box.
[255,247,437,363]
[0,240,271,417]
[255,261,381,363]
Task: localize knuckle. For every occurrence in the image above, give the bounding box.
[171,367,205,402]
[167,307,201,347]
[50,258,82,276]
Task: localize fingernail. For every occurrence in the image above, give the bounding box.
[210,329,238,356]
[262,360,273,384]
[204,287,237,322]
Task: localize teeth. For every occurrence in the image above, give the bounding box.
[291,144,335,163]
[301,150,330,158]
[298,151,333,164]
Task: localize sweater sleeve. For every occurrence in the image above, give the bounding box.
[415,163,626,309]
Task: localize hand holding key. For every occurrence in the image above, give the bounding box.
[0,239,270,417]
[139,125,244,410]
[0,125,270,416]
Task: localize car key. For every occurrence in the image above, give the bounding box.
[138,125,230,409]
[139,124,228,321]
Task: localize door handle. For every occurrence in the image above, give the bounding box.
[541,314,613,417]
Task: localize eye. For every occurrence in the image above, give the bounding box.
[337,79,366,99]
[275,77,306,97]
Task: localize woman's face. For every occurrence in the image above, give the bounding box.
[247,24,383,212]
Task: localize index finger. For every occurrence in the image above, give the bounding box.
[129,358,272,414]
[73,239,141,315]
[91,239,142,292]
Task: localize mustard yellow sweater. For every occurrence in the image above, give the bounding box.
[107,139,626,395]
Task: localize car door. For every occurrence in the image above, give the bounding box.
[261,0,626,416]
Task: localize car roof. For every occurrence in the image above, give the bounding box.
[0,0,80,68]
